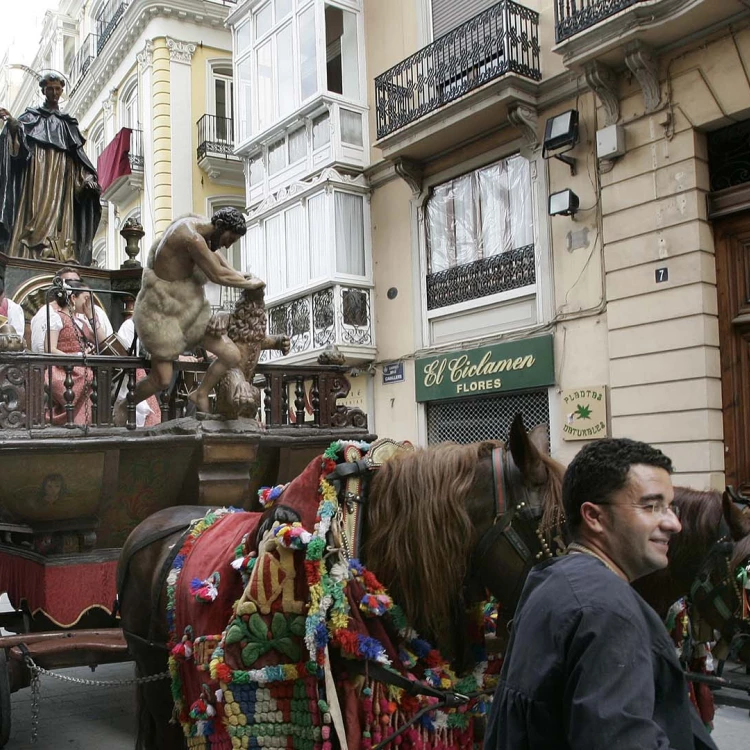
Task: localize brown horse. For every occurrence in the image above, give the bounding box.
[117,415,564,750]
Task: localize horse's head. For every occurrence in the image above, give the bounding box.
[687,489,750,664]
[361,414,564,668]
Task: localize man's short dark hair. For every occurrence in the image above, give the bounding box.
[55,266,81,279]
[562,438,673,531]
[40,73,65,90]
[211,207,247,237]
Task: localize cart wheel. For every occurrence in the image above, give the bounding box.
[0,649,10,747]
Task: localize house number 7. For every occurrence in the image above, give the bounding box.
[655,267,669,283]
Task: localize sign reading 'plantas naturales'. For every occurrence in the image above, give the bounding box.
[415,334,555,402]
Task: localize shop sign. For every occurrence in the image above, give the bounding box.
[561,386,608,441]
[415,335,554,402]
[382,362,405,384]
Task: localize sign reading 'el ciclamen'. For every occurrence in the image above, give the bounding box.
[415,335,554,402]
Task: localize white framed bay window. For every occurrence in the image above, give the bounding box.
[247,171,370,301]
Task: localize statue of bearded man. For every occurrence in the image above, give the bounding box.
[0,73,101,265]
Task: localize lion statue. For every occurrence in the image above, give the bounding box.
[209,281,290,420]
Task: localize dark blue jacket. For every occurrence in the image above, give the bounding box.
[485,553,718,750]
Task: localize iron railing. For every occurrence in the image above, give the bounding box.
[426,244,536,310]
[0,354,365,431]
[197,114,235,160]
[128,129,144,170]
[374,0,541,139]
[554,0,646,43]
[68,34,98,94]
[96,0,131,54]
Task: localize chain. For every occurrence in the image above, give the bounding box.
[24,655,169,744]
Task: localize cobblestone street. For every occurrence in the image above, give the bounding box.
[1,661,747,750]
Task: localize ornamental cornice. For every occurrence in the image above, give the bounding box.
[249,168,370,222]
[68,0,231,117]
[166,37,197,64]
[136,39,153,70]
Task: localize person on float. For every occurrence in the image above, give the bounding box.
[30,266,113,354]
[0,276,25,339]
[485,438,718,750]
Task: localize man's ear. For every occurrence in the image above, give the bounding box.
[579,501,606,533]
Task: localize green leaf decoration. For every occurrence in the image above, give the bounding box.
[271,612,289,639]
[241,642,266,666]
[274,637,301,662]
[225,622,248,646]
[289,616,306,637]
[248,613,269,641]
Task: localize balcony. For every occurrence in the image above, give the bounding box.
[196,114,243,187]
[374,0,540,161]
[68,34,98,95]
[98,128,144,205]
[553,0,748,68]
[96,0,130,54]
[261,284,376,366]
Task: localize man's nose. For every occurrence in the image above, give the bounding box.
[661,511,681,534]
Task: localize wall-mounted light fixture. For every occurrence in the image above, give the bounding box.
[549,189,580,218]
[543,110,579,175]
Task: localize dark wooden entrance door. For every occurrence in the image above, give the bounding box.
[714,212,750,493]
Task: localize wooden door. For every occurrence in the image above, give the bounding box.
[714,213,750,493]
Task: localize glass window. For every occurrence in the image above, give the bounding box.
[299,4,318,101]
[276,0,293,20]
[255,2,273,37]
[312,112,330,149]
[265,214,285,297]
[268,139,287,175]
[308,193,328,280]
[256,41,274,133]
[249,154,264,185]
[325,5,359,99]
[288,127,307,163]
[334,192,365,277]
[285,205,307,288]
[236,20,252,55]
[340,109,362,146]
[237,58,252,141]
[276,24,295,119]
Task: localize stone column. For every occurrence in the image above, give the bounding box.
[136,40,155,251]
[152,38,172,233]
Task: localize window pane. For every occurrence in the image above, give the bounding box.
[340,9,359,99]
[453,174,478,266]
[288,127,307,163]
[265,215,285,296]
[268,139,287,175]
[237,58,252,141]
[248,225,265,281]
[426,183,453,273]
[276,24,295,119]
[236,20,252,55]
[256,41,274,132]
[507,155,533,248]
[299,5,317,101]
[308,193,328,280]
[340,109,362,146]
[312,112,330,149]
[478,162,510,256]
[255,2,273,37]
[285,205,307,288]
[276,0,293,20]
[335,192,365,276]
[249,154,264,185]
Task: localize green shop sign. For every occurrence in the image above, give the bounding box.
[415,335,555,402]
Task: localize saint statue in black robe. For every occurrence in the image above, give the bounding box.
[0,73,101,265]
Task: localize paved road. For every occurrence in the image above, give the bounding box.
[2,662,748,750]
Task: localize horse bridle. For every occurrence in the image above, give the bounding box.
[688,487,750,658]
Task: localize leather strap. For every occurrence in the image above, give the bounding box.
[491,447,506,520]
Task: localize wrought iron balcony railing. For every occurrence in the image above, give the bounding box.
[68,34,98,94]
[426,245,536,310]
[554,0,646,43]
[262,285,374,361]
[96,0,131,54]
[197,114,235,160]
[128,129,144,170]
[374,0,541,140]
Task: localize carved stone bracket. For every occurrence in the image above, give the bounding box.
[583,61,620,126]
[102,88,117,118]
[394,158,424,195]
[166,37,197,64]
[136,39,153,70]
[625,42,661,113]
[508,104,539,148]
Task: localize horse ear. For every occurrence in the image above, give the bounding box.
[721,490,750,541]
[508,413,545,481]
[528,424,550,456]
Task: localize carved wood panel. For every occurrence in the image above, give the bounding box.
[714,213,750,493]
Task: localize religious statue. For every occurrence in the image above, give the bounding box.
[0,73,101,265]
[115,207,271,425]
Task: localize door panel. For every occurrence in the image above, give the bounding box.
[714,213,750,493]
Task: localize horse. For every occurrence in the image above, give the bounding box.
[116,415,565,749]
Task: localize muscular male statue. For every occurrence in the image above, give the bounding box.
[116,208,264,424]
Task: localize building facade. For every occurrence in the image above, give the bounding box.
[229,0,750,491]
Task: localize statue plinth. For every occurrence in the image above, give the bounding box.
[120,218,145,268]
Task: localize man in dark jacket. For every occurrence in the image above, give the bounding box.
[485,438,718,750]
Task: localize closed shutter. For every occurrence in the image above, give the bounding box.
[431,0,497,39]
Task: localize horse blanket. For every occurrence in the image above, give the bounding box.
[168,441,498,750]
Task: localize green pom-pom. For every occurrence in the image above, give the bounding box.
[307,537,326,560]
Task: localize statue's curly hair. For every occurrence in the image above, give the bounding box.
[39,73,65,90]
[211,207,247,237]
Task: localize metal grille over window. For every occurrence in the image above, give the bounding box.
[425,153,535,309]
[426,389,549,445]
